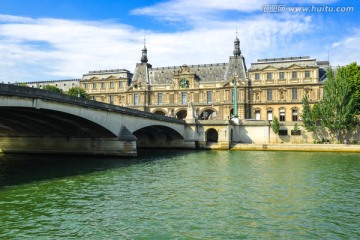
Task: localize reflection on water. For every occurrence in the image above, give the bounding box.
[0,150,359,239]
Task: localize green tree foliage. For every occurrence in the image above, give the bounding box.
[42,85,63,94]
[337,62,360,111]
[67,86,90,99]
[301,68,358,142]
[271,116,280,135]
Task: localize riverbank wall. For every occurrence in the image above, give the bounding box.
[230,143,360,153]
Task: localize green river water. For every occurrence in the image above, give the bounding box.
[0,150,359,239]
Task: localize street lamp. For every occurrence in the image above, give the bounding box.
[77,79,81,98]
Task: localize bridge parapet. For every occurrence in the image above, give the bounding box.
[0,83,185,125]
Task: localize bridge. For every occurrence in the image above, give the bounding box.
[0,84,193,156]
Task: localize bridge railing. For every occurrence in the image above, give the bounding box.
[0,83,186,125]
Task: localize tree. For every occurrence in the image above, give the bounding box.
[67,86,90,99]
[42,85,63,94]
[301,68,358,142]
[271,116,280,135]
[337,62,360,111]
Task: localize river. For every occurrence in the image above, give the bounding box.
[0,150,359,239]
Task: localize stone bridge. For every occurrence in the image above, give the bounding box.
[0,84,193,156]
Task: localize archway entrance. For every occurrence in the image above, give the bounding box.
[206,128,218,143]
[153,110,166,116]
[200,109,216,120]
[176,110,187,119]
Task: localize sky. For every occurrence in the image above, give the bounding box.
[0,0,359,83]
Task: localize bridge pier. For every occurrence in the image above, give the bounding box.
[0,137,137,156]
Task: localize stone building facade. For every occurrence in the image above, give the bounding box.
[80,37,329,123]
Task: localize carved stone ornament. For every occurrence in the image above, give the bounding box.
[179,64,190,74]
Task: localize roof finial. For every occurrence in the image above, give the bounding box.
[141,36,148,63]
[233,31,241,56]
[236,26,238,38]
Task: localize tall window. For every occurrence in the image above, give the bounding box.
[92,83,97,89]
[267,89,273,101]
[92,96,96,101]
[292,71,297,79]
[267,109,273,121]
[292,109,298,121]
[279,72,285,80]
[292,88,298,100]
[255,110,260,120]
[109,95,114,104]
[118,81,123,87]
[305,70,310,78]
[207,91,212,103]
[267,72,273,80]
[110,82,115,88]
[101,82,106,89]
[134,93,139,105]
[181,92,186,105]
[84,83,88,89]
[158,93,163,105]
[255,73,260,80]
[279,109,285,122]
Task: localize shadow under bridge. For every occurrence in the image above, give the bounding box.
[133,125,186,148]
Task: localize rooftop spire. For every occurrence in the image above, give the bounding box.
[141,36,148,63]
[233,30,241,56]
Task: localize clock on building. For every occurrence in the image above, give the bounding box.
[179,78,189,88]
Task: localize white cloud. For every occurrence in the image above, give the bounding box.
[328,28,360,66]
[0,0,357,83]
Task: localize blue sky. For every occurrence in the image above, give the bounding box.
[0,0,359,82]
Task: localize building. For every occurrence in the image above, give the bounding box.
[25,79,81,92]
[81,37,329,123]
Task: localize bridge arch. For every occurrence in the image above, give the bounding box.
[0,107,115,138]
[133,125,184,148]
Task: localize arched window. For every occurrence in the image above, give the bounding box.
[200,109,217,120]
[176,110,187,119]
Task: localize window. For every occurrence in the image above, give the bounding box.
[267,72,272,80]
[134,93,139,105]
[181,92,186,105]
[279,109,285,122]
[292,88,298,100]
[305,70,310,78]
[255,110,260,120]
[109,95,114,104]
[267,109,273,121]
[267,89,273,101]
[118,81,123,87]
[110,82,115,88]
[92,96,96,101]
[84,83,88,89]
[292,109,298,121]
[279,72,285,80]
[255,73,260,80]
[101,82,106,89]
[92,83,97,89]
[158,93,163,105]
[292,71,297,79]
[207,91,212,103]
[279,130,288,135]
